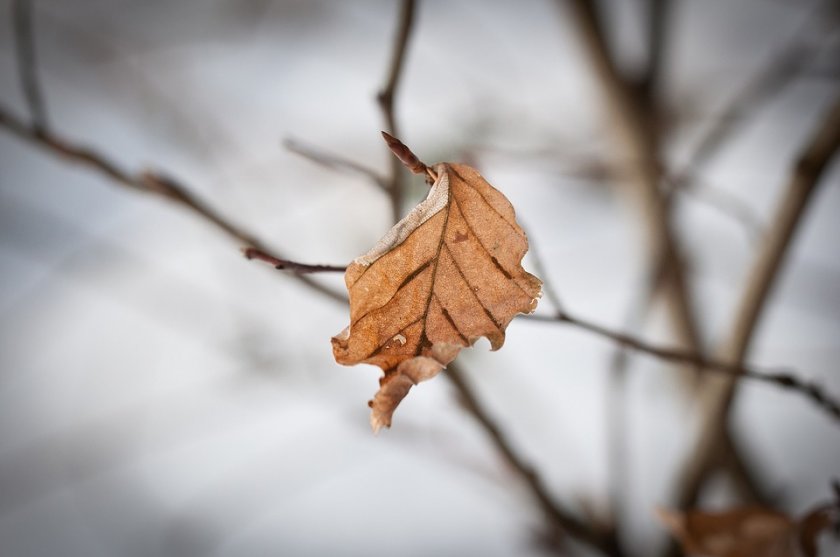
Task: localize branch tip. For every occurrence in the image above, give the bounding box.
[380,131,428,175]
[241,246,346,274]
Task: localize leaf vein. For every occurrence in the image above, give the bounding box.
[443,243,504,332]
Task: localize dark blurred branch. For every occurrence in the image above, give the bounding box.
[637,0,672,111]
[377,0,417,223]
[12,0,48,131]
[446,363,625,556]
[0,104,347,303]
[668,94,840,521]
[283,137,389,191]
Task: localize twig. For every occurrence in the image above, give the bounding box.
[242,247,345,273]
[12,0,48,131]
[668,94,840,516]
[283,137,389,191]
[526,309,840,423]
[0,104,347,303]
[378,0,417,223]
[636,0,672,112]
[382,131,437,182]
[445,363,624,557]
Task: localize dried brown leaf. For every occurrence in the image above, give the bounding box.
[332,162,541,432]
[658,503,837,557]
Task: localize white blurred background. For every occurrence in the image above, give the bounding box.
[0,0,838,556]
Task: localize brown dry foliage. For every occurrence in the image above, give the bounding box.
[332,162,541,432]
[658,503,837,557]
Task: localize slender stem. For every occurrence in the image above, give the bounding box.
[637,0,672,111]
[242,248,346,274]
[378,0,417,223]
[446,363,624,556]
[12,0,48,132]
[0,104,347,303]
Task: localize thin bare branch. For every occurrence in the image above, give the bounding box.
[526,309,840,423]
[445,362,625,557]
[12,0,48,131]
[637,0,672,110]
[283,137,388,191]
[378,0,418,223]
[242,247,346,274]
[0,104,347,303]
[669,94,840,514]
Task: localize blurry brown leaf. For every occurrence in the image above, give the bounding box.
[658,503,837,557]
[332,162,541,432]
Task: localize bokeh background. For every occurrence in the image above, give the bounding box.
[0,0,838,556]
